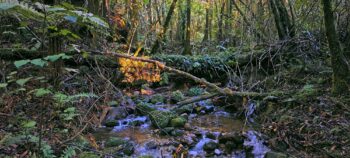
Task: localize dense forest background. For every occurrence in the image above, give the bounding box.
[0,0,349,157]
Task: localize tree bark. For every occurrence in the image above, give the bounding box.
[183,0,192,55]
[322,0,350,95]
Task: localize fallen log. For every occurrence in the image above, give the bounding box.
[176,93,219,106]
[105,51,268,98]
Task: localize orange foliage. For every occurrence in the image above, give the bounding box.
[118,56,161,83]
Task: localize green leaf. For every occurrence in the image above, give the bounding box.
[14,59,30,68]
[35,88,52,97]
[31,59,47,67]
[22,120,36,128]
[0,83,8,88]
[44,54,61,62]
[16,77,32,86]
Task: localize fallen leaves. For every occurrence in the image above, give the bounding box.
[118,56,161,83]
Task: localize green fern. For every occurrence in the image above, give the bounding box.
[60,146,76,158]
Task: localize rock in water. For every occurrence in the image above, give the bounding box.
[149,111,175,128]
[170,117,187,127]
[203,141,218,153]
[105,120,118,127]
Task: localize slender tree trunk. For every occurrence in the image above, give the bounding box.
[322,0,350,95]
[183,0,191,55]
[150,0,178,54]
[217,1,225,41]
[203,0,210,42]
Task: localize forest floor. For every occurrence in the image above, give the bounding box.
[0,43,350,158]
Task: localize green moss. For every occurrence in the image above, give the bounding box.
[150,94,165,104]
[136,102,156,115]
[171,90,184,102]
[149,111,176,128]
[170,117,187,127]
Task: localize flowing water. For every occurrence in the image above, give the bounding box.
[93,100,270,157]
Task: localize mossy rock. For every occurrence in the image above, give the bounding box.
[136,102,156,115]
[105,120,118,127]
[150,94,165,104]
[78,152,100,158]
[171,90,184,102]
[170,117,187,128]
[173,104,193,114]
[149,111,175,128]
[105,137,127,147]
[203,141,218,152]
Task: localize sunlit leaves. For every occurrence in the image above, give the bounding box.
[118,57,161,83]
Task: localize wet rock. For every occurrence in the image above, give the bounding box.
[145,141,158,149]
[219,132,244,146]
[171,129,185,136]
[136,102,156,115]
[105,137,127,147]
[265,152,287,158]
[149,111,175,128]
[206,132,217,140]
[105,120,118,127]
[161,127,175,135]
[203,141,218,152]
[150,94,165,104]
[106,107,128,120]
[170,117,187,128]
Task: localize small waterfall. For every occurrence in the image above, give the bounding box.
[112,115,148,131]
[244,131,270,158]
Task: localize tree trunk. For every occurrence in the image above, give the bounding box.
[322,0,350,95]
[183,0,191,55]
[217,1,225,41]
[202,0,210,42]
[150,0,178,54]
[269,0,295,40]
